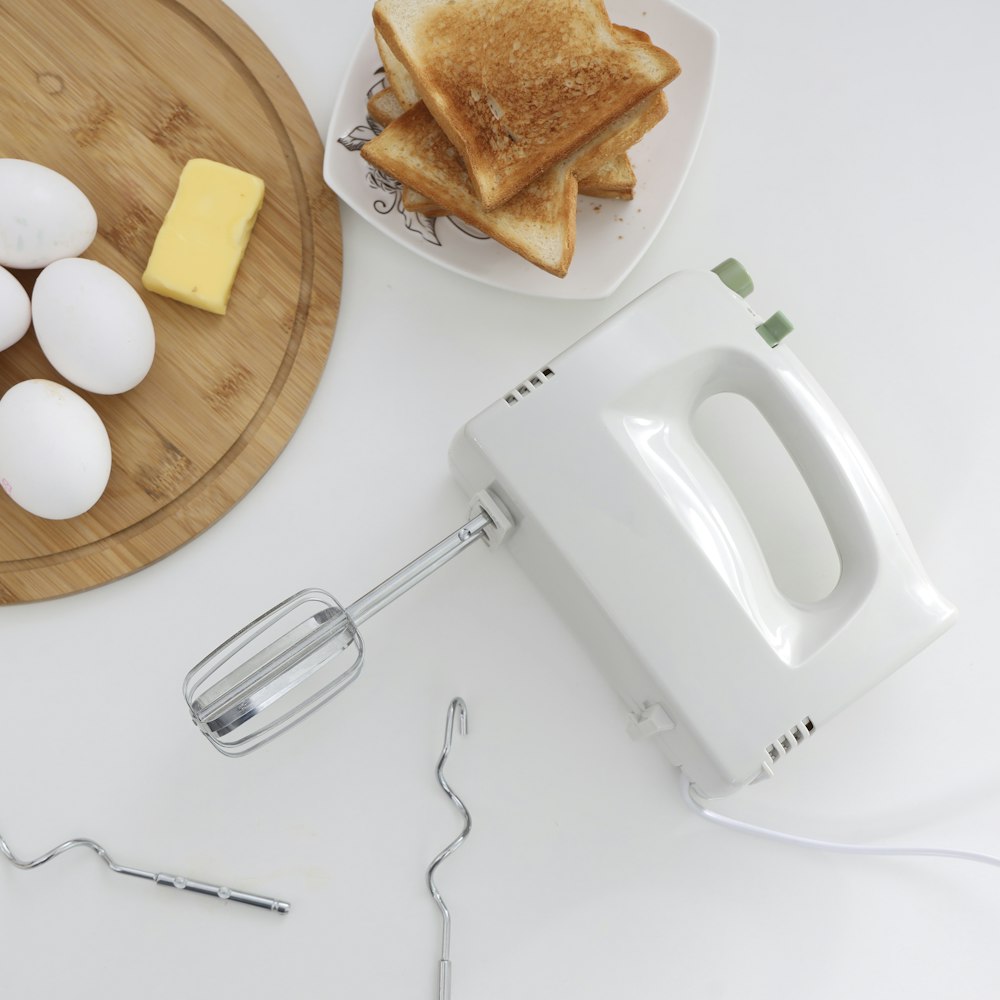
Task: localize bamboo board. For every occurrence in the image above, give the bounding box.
[0,0,343,603]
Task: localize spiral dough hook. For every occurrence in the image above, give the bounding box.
[427,697,471,1000]
[0,827,289,913]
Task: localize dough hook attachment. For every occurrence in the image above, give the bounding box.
[427,697,472,1000]
[0,826,289,913]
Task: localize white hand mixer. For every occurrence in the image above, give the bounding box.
[184,260,955,798]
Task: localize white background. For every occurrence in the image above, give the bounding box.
[4,1,1000,997]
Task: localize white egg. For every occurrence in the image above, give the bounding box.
[0,159,98,269]
[0,379,112,520]
[32,257,155,394]
[0,265,31,351]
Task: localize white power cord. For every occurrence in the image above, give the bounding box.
[680,773,1000,870]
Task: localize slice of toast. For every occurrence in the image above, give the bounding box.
[401,187,449,216]
[367,86,406,127]
[374,21,652,118]
[374,29,421,110]
[362,91,666,276]
[401,152,634,214]
[373,0,680,209]
[579,155,636,199]
[370,85,635,207]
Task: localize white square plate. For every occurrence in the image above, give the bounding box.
[322,0,717,300]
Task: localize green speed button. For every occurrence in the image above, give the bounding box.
[712,258,754,298]
[711,259,792,346]
[756,311,794,347]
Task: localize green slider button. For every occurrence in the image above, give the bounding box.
[712,258,754,298]
[756,311,794,347]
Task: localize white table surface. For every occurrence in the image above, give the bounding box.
[4,1,1000,997]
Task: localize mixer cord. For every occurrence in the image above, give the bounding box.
[680,773,1000,870]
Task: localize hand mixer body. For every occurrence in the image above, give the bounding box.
[449,267,956,798]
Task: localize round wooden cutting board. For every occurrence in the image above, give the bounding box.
[0,0,343,603]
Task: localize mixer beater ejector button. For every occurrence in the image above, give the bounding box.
[711,257,793,347]
[627,702,676,740]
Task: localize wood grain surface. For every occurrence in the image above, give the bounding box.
[0,0,343,603]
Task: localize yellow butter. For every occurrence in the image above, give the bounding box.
[142,158,265,316]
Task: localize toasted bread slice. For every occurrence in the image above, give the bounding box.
[366,100,577,274]
[375,20,651,118]
[579,155,636,199]
[371,85,636,207]
[374,29,421,110]
[402,153,634,213]
[367,86,406,127]
[362,92,666,276]
[401,186,451,216]
[373,0,679,209]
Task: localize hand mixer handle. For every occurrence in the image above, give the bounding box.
[739,347,920,590]
[715,347,884,600]
[675,272,955,666]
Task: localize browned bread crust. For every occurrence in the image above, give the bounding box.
[371,85,637,202]
[374,29,421,110]
[402,153,634,213]
[579,154,635,198]
[362,92,666,275]
[373,0,680,209]
[367,86,406,127]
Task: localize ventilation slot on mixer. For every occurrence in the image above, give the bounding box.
[765,716,814,763]
[504,366,555,406]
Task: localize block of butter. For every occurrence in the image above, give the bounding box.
[142,158,265,316]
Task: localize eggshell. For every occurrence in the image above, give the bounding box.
[32,257,155,394]
[0,379,112,520]
[0,158,98,269]
[0,265,31,351]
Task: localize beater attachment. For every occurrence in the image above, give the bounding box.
[184,492,512,756]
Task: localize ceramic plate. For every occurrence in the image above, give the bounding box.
[322,0,717,300]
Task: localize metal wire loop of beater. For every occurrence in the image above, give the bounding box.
[0,828,290,913]
[427,697,472,1000]
[184,509,496,756]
